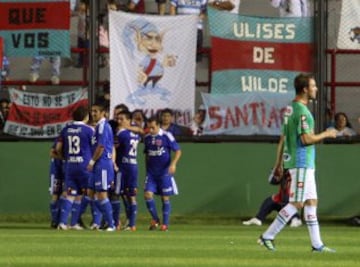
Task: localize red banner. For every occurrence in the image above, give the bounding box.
[0,2,70,30]
[211,38,313,72]
[7,100,88,127]
[0,37,3,69]
[4,88,88,138]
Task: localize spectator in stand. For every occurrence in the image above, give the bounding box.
[70,0,77,12]
[159,108,184,136]
[190,104,206,136]
[170,0,208,62]
[97,0,145,51]
[242,168,302,227]
[29,56,61,85]
[98,1,119,68]
[208,0,241,14]
[96,80,111,109]
[0,98,10,132]
[156,0,167,15]
[75,0,90,68]
[269,0,312,17]
[115,0,145,13]
[27,0,77,85]
[132,109,148,133]
[326,112,356,137]
[27,0,78,84]
[1,56,10,81]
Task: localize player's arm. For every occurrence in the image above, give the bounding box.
[87,145,105,171]
[53,141,64,159]
[168,149,181,175]
[50,147,61,159]
[300,129,337,145]
[273,135,284,176]
[112,146,119,172]
[126,125,145,135]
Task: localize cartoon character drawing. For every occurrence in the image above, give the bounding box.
[122,18,177,105]
[349,27,360,43]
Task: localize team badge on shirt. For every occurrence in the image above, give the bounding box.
[301,115,309,130]
[156,139,162,146]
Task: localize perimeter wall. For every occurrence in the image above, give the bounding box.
[0,142,359,218]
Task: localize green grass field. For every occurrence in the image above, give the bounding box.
[0,221,359,267]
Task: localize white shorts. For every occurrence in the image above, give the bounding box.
[288,168,317,202]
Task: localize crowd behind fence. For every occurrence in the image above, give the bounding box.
[0,0,359,141]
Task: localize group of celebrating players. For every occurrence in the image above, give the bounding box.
[49,102,181,232]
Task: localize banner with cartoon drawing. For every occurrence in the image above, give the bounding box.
[337,0,360,49]
[109,11,198,125]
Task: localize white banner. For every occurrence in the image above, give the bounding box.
[337,0,360,49]
[201,92,293,135]
[4,88,88,139]
[109,11,197,123]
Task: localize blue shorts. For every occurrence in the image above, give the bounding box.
[113,164,138,196]
[65,175,89,196]
[144,173,178,196]
[90,160,114,192]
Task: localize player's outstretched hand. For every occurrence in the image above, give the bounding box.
[326,128,338,139]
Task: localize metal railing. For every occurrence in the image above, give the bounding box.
[325,49,360,113]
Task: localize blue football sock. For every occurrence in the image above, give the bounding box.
[111,200,121,228]
[50,200,59,224]
[90,199,102,226]
[162,200,171,226]
[59,198,73,225]
[70,200,81,226]
[121,195,130,221]
[96,198,114,228]
[129,202,137,227]
[146,199,159,222]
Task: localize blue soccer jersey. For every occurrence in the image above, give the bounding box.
[90,118,114,192]
[59,121,94,178]
[115,128,140,167]
[144,129,180,177]
[115,128,141,194]
[92,118,114,162]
